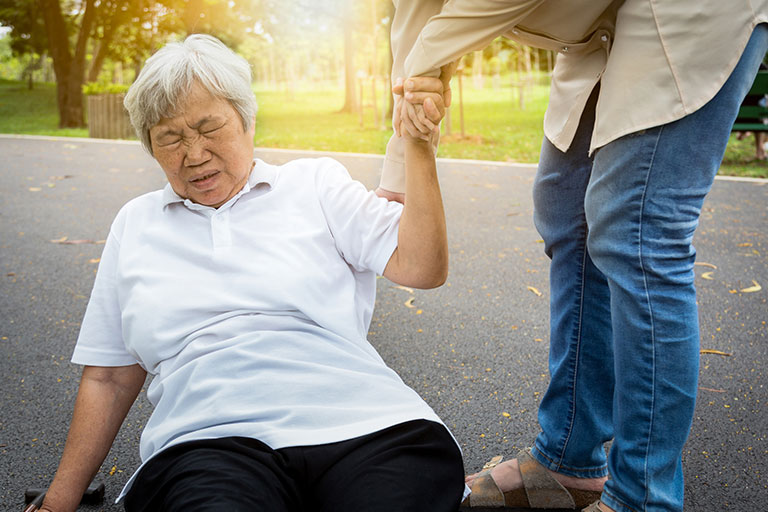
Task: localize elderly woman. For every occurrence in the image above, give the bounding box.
[40,34,464,512]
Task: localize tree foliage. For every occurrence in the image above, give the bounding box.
[0,0,267,127]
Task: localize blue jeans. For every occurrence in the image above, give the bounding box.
[530,25,767,512]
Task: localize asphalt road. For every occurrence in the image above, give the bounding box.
[0,135,766,511]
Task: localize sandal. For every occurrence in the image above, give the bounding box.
[460,448,602,510]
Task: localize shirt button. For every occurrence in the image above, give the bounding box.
[512,28,519,35]
[561,47,569,53]
[601,35,609,42]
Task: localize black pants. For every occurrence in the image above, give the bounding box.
[124,420,465,512]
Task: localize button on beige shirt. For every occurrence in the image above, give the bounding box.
[381,0,768,193]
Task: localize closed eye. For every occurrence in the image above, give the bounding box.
[157,136,182,146]
[202,124,224,135]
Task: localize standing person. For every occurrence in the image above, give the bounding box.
[37,34,466,512]
[381,1,768,511]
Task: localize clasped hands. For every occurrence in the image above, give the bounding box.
[393,62,455,142]
[393,77,445,143]
[375,64,455,202]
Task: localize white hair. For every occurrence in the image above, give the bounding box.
[123,34,257,155]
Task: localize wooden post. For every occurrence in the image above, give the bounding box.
[358,76,365,127]
[458,67,465,138]
[371,76,379,129]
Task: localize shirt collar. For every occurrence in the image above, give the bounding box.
[161,159,277,210]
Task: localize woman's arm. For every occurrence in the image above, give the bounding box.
[40,364,146,512]
[383,95,448,289]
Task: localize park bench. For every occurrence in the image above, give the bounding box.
[732,70,768,132]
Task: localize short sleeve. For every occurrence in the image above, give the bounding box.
[71,218,138,367]
[315,158,403,275]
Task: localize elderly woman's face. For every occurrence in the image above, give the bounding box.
[149,82,255,208]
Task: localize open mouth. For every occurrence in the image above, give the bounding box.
[191,171,219,183]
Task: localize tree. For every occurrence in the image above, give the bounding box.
[4,0,265,128]
[40,0,96,128]
[0,0,49,88]
[87,0,136,82]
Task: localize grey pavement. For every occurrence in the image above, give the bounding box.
[0,135,766,511]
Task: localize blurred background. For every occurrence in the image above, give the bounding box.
[0,0,765,176]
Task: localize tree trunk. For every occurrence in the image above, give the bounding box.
[385,0,394,120]
[339,1,358,112]
[39,0,96,128]
[88,41,108,82]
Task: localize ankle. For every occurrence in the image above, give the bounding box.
[549,470,607,492]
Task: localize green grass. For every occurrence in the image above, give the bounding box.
[1,78,765,178]
[720,132,768,178]
[0,79,88,137]
[252,83,548,164]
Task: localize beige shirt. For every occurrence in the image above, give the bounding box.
[381,0,768,193]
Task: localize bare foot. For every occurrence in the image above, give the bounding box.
[465,458,607,494]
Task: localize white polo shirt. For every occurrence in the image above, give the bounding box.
[71,157,446,499]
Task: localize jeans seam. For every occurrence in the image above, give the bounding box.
[637,126,663,511]
[602,487,640,512]
[557,227,589,468]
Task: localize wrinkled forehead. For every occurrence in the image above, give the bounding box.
[151,83,234,130]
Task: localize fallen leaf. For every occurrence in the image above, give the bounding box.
[700,349,732,357]
[739,280,762,293]
[737,242,753,247]
[415,309,423,315]
[701,272,714,280]
[28,187,41,192]
[694,262,718,269]
[404,297,416,308]
[527,286,542,297]
[482,455,502,469]
[501,412,511,418]
[109,465,117,476]
[89,258,101,264]
[50,238,105,245]
[393,285,414,294]
[699,387,726,393]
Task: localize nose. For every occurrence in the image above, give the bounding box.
[183,135,212,167]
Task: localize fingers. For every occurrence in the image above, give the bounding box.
[422,97,443,125]
[392,76,404,96]
[400,101,432,141]
[393,75,447,140]
[374,187,405,204]
[439,61,457,108]
[404,76,443,95]
[404,91,445,120]
[393,95,403,137]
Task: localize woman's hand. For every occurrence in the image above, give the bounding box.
[40,365,146,512]
[395,77,447,141]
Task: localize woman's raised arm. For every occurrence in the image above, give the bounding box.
[383,89,449,289]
